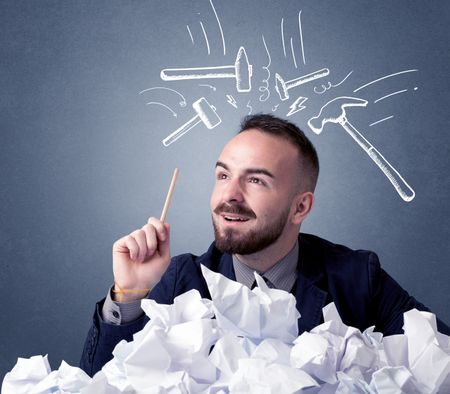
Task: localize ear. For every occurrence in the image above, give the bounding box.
[291,192,314,225]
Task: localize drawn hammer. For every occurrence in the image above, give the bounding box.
[162,97,221,146]
[308,96,415,202]
[160,46,252,92]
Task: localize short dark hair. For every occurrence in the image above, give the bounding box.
[239,113,319,192]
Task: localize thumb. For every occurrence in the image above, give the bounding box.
[158,223,171,258]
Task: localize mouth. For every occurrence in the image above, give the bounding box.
[220,213,251,223]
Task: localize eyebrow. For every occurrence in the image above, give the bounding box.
[215,161,275,179]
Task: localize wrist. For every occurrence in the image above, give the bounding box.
[112,283,150,303]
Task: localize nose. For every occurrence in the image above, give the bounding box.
[222,177,245,203]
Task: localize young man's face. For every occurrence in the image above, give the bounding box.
[210,129,302,254]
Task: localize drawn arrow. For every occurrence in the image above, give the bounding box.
[139,87,187,107]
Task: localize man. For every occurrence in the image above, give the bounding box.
[80,114,450,376]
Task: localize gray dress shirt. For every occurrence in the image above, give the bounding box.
[102,240,299,325]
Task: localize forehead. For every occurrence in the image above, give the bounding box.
[217,129,298,172]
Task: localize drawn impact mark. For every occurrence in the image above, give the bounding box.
[287,96,308,117]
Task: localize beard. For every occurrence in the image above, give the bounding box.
[212,201,291,255]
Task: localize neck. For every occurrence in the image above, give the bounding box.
[235,231,299,272]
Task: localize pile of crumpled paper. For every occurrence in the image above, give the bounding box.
[3,266,450,393]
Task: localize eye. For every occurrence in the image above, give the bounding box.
[216,172,229,180]
[248,177,265,186]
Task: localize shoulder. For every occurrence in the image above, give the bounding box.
[299,233,381,275]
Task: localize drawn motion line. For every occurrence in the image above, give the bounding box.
[290,37,298,69]
[186,25,194,44]
[209,0,226,55]
[374,89,408,104]
[199,21,210,55]
[308,96,415,202]
[353,69,418,92]
[259,35,271,102]
[370,115,394,127]
[314,71,353,94]
[281,18,286,58]
[298,10,306,65]
[162,97,221,147]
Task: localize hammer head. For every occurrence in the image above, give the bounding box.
[235,46,252,92]
[274,73,289,101]
[307,96,368,134]
[192,97,222,130]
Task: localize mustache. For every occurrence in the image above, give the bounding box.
[213,202,257,218]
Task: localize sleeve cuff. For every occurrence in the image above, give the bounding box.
[101,286,145,325]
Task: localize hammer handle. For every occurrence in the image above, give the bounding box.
[342,120,415,202]
[162,115,202,147]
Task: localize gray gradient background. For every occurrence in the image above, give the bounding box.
[1,0,449,379]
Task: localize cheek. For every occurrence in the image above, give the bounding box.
[210,185,219,210]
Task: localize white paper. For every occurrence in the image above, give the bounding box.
[3,268,450,394]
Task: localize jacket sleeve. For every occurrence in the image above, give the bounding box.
[79,257,179,377]
[368,252,450,336]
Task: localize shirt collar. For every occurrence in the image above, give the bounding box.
[232,240,299,292]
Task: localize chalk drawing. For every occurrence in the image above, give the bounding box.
[160,47,252,92]
[199,84,217,91]
[272,104,279,112]
[370,115,394,127]
[186,25,194,45]
[199,21,211,55]
[162,97,221,147]
[308,96,415,202]
[209,0,226,55]
[145,102,178,117]
[374,89,408,104]
[139,87,187,107]
[246,100,253,115]
[353,69,418,92]
[281,18,287,58]
[298,10,306,65]
[226,94,238,109]
[290,37,298,69]
[259,35,271,102]
[314,71,353,94]
[275,68,330,101]
[286,96,308,117]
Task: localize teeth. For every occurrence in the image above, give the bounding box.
[225,216,247,221]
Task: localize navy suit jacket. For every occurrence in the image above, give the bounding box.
[80,233,450,376]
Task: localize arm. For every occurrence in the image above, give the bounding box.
[79,217,172,376]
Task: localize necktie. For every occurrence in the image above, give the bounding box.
[251,276,275,289]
